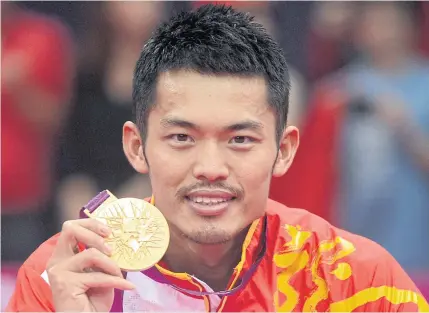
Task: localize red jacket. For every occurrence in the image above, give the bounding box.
[6,196,428,312]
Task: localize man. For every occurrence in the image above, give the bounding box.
[6,4,429,312]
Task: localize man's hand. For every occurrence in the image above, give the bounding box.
[46,219,135,312]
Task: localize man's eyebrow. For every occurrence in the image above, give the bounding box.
[225,120,264,132]
[160,117,199,130]
[160,117,264,132]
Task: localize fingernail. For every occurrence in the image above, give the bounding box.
[101,227,111,237]
[105,243,113,255]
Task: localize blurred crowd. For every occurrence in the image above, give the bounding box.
[2,1,429,307]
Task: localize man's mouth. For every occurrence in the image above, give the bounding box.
[184,190,236,216]
[186,196,235,205]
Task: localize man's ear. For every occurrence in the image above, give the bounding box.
[272,126,299,177]
[123,121,149,174]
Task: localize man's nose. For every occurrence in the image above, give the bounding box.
[192,141,229,182]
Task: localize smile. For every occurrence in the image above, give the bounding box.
[184,191,236,216]
[187,197,232,205]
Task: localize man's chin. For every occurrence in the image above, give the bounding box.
[181,229,233,245]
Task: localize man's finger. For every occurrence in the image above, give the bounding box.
[52,219,112,260]
[61,247,122,277]
[78,272,136,290]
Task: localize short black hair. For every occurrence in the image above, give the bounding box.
[133,4,290,140]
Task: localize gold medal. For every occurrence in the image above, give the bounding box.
[84,197,170,272]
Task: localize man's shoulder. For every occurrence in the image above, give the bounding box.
[265,199,398,266]
[264,199,428,312]
[5,234,60,312]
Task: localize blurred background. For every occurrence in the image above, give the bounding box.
[2,0,429,307]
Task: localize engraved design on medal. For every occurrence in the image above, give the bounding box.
[93,198,170,271]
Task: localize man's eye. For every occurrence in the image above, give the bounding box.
[230,136,254,144]
[172,134,192,142]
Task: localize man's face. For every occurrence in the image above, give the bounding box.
[355,4,414,56]
[124,70,297,244]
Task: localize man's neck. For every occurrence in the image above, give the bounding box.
[161,227,249,291]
